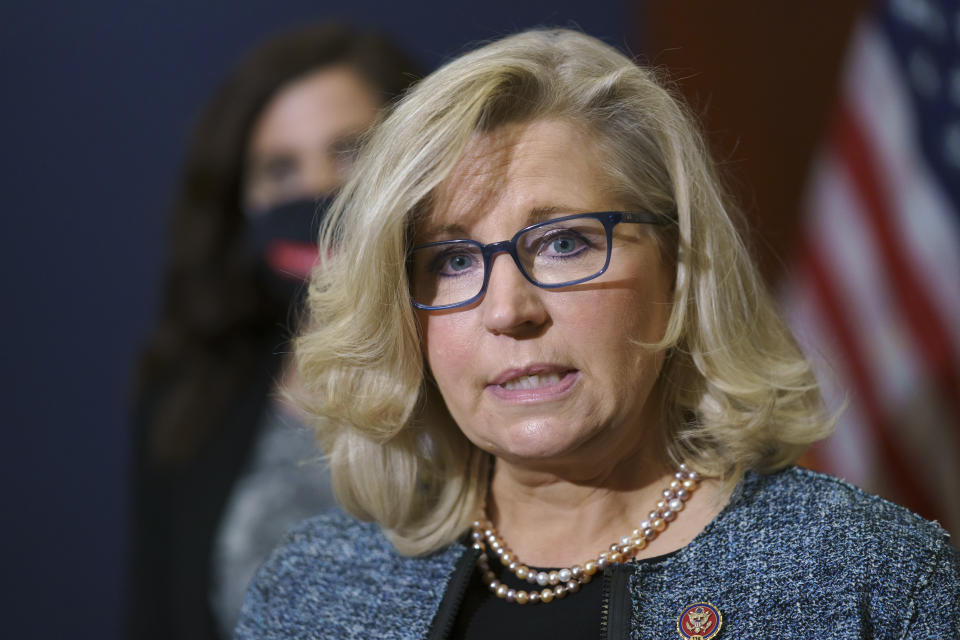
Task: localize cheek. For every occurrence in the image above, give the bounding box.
[419,313,474,385]
[557,285,669,386]
[561,286,662,340]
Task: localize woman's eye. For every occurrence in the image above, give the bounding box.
[446,254,473,272]
[256,155,298,185]
[429,250,477,276]
[540,232,586,257]
[550,236,580,254]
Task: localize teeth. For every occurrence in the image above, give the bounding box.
[500,373,563,391]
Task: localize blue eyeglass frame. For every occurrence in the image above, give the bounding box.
[410,210,665,310]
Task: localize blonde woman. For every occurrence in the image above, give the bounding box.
[236,29,959,639]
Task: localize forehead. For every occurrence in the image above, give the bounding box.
[248,66,380,153]
[424,118,615,237]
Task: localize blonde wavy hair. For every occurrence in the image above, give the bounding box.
[295,28,832,555]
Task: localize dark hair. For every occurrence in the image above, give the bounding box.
[138,23,421,464]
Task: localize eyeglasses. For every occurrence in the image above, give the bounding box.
[409,211,665,310]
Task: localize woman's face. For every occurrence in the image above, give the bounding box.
[243,66,380,212]
[416,119,674,472]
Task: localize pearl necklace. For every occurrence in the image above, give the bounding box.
[470,464,701,605]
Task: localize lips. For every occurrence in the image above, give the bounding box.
[487,364,580,402]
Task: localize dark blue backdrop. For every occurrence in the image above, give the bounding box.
[0,2,632,637]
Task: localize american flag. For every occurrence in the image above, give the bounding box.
[782,0,960,535]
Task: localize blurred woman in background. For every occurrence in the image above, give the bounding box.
[128,23,419,640]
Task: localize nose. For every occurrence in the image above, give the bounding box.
[301,151,342,196]
[481,251,549,336]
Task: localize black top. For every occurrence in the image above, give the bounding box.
[127,329,285,640]
[451,550,678,639]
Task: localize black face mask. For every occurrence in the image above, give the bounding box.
[243,195,334,307]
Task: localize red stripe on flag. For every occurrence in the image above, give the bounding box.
[802,238,940,522]
[834,103,960,437]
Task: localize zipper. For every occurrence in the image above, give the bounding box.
[425,545,480,640]
[600,563,633,640]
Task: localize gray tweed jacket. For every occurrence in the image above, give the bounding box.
[235,467,959,639]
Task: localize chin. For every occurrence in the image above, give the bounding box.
[489,419,593,464]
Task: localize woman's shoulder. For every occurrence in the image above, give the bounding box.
[235,509,468,639]
[239,509,420,595]
[721,467,956,623]
[665,467,960,636]
[269,508,394,558]
[733,466,954,552]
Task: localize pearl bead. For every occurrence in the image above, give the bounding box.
[471,463,700,605]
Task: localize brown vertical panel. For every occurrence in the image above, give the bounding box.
[640,0,866,284]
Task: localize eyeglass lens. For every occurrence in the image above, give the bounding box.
[411,216,609,308]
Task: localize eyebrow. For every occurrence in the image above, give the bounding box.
[527,204,585,224]
[419,203,587,242]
